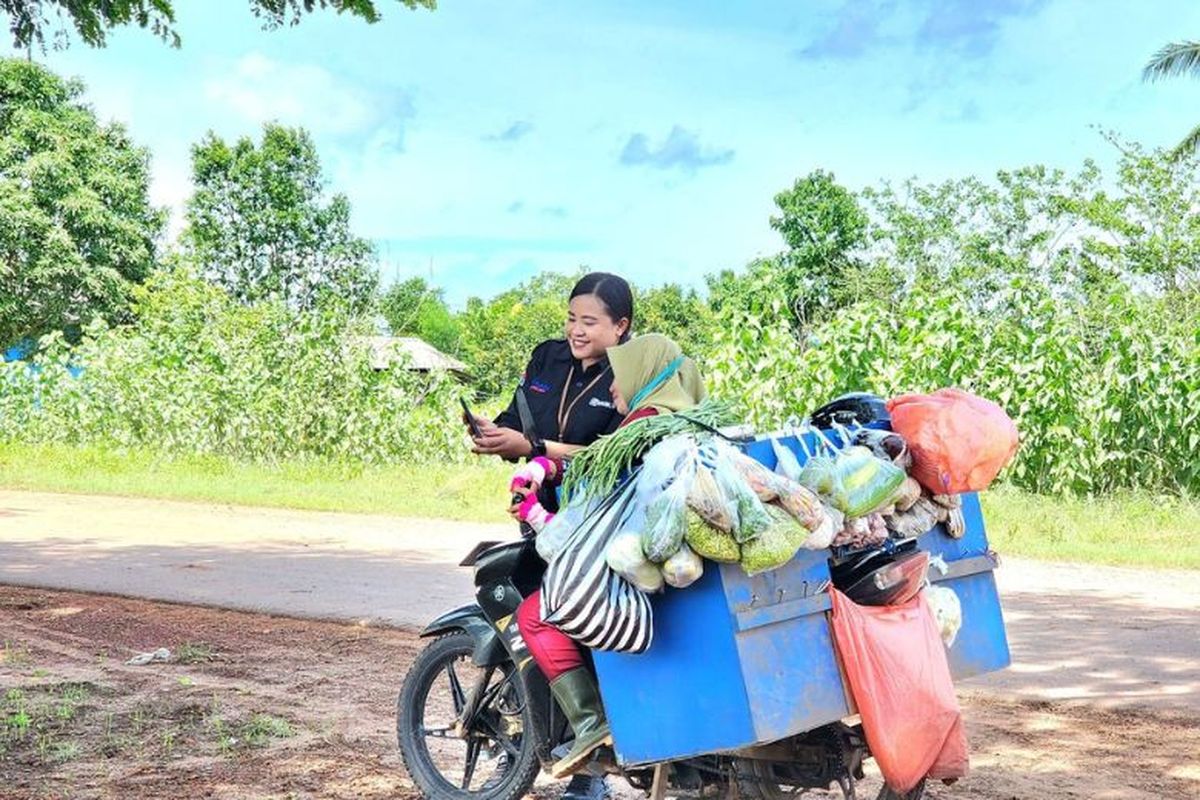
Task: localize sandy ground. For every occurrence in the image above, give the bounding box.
[2,586,1199,800]
[2,489,1198,714]
[0,489,488,626]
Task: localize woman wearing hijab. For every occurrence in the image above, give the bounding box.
[510,334,705,778]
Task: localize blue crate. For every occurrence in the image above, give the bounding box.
[593,429,1011,766]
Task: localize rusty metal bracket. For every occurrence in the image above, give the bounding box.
[733,592,833,633]
[927,552,999,583]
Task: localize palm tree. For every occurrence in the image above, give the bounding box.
[1143,40,1200,160]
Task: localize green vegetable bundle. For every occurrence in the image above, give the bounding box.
[799,446,906,518]
[740,505,810,576]
[561,398,736,501]
[685,511,741,562]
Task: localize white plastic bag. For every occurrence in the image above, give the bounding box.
[639,440,698,563]
[642,478,690,563]
[739,505,806,576]
[687,463,738,533]
[536,494,597,561]
[709,443,771,543]
[801,509,837,550]
[771,438,804,482]
[637,435,696,497]
[661,542,703,589]
[924,585,963,647]
[606,531,665,593]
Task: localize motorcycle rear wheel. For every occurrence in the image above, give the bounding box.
[737,763,927,800]
[397,632,540,800]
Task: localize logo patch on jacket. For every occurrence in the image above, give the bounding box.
[529,379,552,394]
[589,397,615,409]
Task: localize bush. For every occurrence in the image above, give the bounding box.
[456,271,577,398]
[709,278,1200,495]
[0,270,466,464]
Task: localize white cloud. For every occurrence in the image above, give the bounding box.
[202,52,412,143]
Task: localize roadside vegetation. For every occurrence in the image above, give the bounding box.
[0,443,512,522]
[0,676,296,770]
[2,444,1196,570]
[2,59,1198,569]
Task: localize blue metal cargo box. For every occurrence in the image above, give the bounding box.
[593,431,1011,766]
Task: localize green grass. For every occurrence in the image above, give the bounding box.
[0,443,511,523]
[2,639,32,667]
[174,643,216,665]
[1,443,1197,569]
[981,486,1200,570]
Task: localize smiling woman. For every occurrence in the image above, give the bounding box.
[465,272,633,497]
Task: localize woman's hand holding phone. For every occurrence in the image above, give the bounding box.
[471,427,532,458]
[459,398,493,439]
[460,396,534,458]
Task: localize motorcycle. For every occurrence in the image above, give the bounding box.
[395,529,929,800]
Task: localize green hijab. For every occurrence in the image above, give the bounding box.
[607,333,706,415]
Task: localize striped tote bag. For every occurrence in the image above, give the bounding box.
[540,475,654,654]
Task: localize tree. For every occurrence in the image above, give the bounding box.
[705,172,885,335]
[1143,40,1200,160]
[0,58,164,347]
[457,271,579,397]
[635,283,715,362]
[1071,137,1200,293]
[769,170,881,325]
[380,276,461,355]
[2,0,435,50]
[862,166,1099,302]
[182,123,378,313]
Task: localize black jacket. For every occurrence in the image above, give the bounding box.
[495,339,624,447]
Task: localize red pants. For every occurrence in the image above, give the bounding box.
[516,590,584,681]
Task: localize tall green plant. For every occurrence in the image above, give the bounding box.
[710,278,1200,495]
[0,270,465,464]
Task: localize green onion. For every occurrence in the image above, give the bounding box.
[560,398,736,502]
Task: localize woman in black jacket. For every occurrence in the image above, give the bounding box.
[464,272,632,800]
[468,273,633,487]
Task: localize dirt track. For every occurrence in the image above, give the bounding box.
[4,489,1198,715]
[3,586,1198,800]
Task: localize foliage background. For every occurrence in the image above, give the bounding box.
[2,60,1198,498]
[0,58,164,347]
[0,270,464,464]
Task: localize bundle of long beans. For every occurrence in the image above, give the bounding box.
[560,398,737,502]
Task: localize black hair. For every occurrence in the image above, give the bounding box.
[570,272,634,342]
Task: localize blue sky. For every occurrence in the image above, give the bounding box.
[11,0,1200,306]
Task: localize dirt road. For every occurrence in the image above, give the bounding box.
[2,489,1198,714]
[0,489,485,626]
[3,586,1198,800]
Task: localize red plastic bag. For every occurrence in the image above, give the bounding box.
[886,388,1019,494]
[830,589,969,793]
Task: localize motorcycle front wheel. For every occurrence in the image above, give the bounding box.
[397,632,540,800]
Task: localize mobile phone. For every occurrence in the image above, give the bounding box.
[460,397,485,439]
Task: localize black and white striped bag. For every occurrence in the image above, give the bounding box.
[540,475,654,654]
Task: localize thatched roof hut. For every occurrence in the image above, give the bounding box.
[355,336,471,380]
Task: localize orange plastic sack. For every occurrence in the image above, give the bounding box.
[830,589,969,793]
[886,388,1018,494]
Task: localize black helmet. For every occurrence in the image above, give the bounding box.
[809,392,890,429]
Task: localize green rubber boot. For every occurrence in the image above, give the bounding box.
[550,669,613,778]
